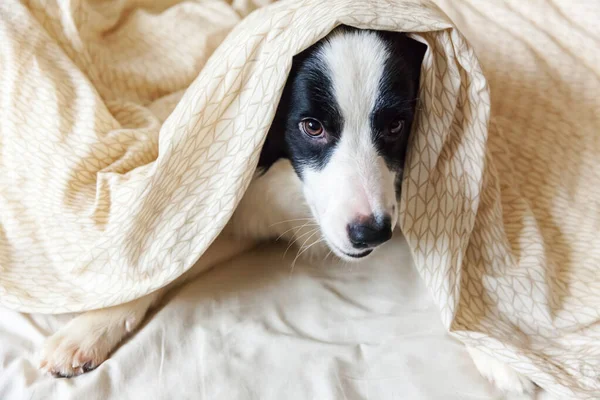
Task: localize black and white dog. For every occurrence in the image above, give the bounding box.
[40,26,533,396]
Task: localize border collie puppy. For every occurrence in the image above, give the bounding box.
[232,26,424,262]
[39,26,533,396]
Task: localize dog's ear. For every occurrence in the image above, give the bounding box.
[259,109,287,172]
[379,31,427,77]
[259,77,293,172]
[258,46,313,172]
[405,35,427,74]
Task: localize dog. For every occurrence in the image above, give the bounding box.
[39,26,534,396]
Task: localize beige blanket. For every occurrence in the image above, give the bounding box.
[0,0,598,398]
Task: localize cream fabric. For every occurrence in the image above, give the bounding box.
[0,237,506,400]
[0,0,599,398]
[430,1,600,398]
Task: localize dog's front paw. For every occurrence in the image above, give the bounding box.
[467,346,535,398]
[39,296,154,378]
[39,316,116,378]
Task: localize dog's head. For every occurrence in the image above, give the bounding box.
[259,26,426,261]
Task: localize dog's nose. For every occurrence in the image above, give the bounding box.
[347,214,393,249]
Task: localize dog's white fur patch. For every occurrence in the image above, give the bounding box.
[302,31,398,258]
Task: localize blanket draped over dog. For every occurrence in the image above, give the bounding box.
[0,0,598,397]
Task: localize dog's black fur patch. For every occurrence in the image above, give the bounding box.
[259,26,426,188]
[372,32,426,172]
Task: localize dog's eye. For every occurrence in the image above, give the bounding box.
[388,120,405,135]
[300,119,324,137]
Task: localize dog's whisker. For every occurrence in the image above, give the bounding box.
[279,221,315,247]
[276,222,319,242]
[293,229,320,260]
[284,224,316,247]
[284,227,319,259]
[268,218,315,228]
[291,235,325,273]
[289,229,322,271]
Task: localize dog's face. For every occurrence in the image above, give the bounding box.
[260,27,426,261]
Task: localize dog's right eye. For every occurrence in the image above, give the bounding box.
[389,120,405,134]
[299,119,324,138]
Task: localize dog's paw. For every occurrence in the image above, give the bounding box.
[38,293,157,378]
[39,315,119,378]
[38,296,154,378]
[467,346,535,398]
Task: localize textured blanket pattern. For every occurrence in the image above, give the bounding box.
[431,1,600,397]
[0,0,598,397]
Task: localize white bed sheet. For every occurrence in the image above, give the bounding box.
[1,236,507,400]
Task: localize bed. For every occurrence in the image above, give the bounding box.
[1,236,510,399]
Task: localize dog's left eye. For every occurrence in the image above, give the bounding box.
[388,120,405,135]
[299,118,324,138]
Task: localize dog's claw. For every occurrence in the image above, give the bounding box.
[82,361,95,372]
